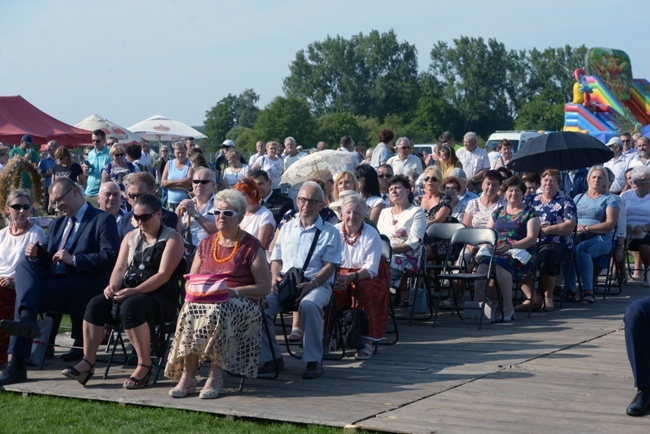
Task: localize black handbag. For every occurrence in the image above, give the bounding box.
[342,273,369,350]
[277,229,321,311]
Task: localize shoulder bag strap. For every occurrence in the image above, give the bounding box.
[301,228,321,275]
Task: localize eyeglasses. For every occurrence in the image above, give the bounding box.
[9,204,31,211]
[161,150,168,153]
[127,193,141,200]
[192,179,212,185]
[133,212,157,222]
[423,176,439,182]
[377,174,393,179]
[113,153,125,157]
[51,188,73,206]
[92,140,102,143]
[211,209,239,218]
[397,146,411,150]
[622,140,631,143]
[296,197,321,205]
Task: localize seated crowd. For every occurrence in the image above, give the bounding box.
[0,128,649,405]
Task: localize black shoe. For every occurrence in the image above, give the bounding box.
[0,363,27,386]
[258,357,284,375]
[302,361,323,379]
[627,390,650,416]
[60,348,84,362]
[0,318,40,339]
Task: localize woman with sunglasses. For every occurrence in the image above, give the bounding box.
[166,189,271,399]
[416,166,457,260]
[233,178,275,249]
[101,144,137,190]
[0,190,46,368]
[52,147,86,189]
[62,194,183,389]
[175,168,218,254]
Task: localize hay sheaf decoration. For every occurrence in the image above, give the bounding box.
[0,156,46,212]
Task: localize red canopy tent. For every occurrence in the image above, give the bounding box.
[0,95,92,148]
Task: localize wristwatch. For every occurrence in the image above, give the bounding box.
[233,289,241,298]
[192,210,201,219]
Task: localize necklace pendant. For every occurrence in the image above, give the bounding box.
[139,264,145,270]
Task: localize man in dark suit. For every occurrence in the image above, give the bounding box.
[120,172,180,238]
[562,168,588,198]
[0,178,120,385]
[250,169,294,226]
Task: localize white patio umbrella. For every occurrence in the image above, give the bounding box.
[75,114,145,145]
[127,114,206,142]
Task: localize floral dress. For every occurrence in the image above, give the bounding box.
[479,205,538,281]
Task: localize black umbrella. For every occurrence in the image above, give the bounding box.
[506,131,613,173]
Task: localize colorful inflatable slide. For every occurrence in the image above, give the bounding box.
[564,47,650,136]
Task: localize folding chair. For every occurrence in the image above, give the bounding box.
[390,234,432,326]
[378,235,398,346]
[103,259,187,382]
[426,223,466,327]
[434,228,503,330]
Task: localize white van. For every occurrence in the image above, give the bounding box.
[485,130,543,153]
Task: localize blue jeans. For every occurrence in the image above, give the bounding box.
[565,235,612,293]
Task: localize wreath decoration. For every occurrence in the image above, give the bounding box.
[0,156,46,213]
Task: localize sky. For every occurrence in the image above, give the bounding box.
[1,0,649,131]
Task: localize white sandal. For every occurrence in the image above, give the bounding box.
[354,343,373,360]
[288,327,304,341]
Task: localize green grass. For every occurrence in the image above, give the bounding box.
[0,392,352,433]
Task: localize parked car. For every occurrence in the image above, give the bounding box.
[485,130,543,153]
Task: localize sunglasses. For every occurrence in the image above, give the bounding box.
[127,193,141,200]
[377,174,393,179]
[92,140,102,143]
[192,179,212,185]
[423,176,439,182]
[133,211,157,222]
[113,153,125,157]
[397,146,411,149]
[9,204,31,211]
[211,209,239,218]
[161,149,168,153]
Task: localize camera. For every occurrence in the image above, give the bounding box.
[123,272,141,288]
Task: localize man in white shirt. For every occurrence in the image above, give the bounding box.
[456,132,490,192]
[630,136,650,169]
[386,137,423,176]
[283,136,306,170]
[604,137,630,194]
[249,140,266,166]
[338,136,361,166]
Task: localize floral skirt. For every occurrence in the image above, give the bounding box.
[390,250,420,288]
[164,297,262,381]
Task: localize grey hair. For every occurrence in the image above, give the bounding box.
[99,181,121,195]
[6,188,32,206]
[464,132,478,143]
[630,165,650,182]
[300,181,325,202]
[172,141,187,151]
[214,189,247,216]
[193,167,216,182]
[341,194,368,217]
[284,136,296,146]
[396,137,410,148]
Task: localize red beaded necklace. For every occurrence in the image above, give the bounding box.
[342,223,363,246]
[10,223,28,237]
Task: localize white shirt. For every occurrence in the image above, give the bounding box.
[386,154,424,176]
[335,222,382,278]
[0,224,46,276]
[456,147,490,179]
[283,152,307,171]
[240,206,276,241]
[249,152,264,166]
[604,154,630,193]
[629,155,650,169]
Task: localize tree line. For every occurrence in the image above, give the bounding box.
[202,30,586,154]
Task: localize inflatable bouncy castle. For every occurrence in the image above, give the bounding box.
[564,48,650,137]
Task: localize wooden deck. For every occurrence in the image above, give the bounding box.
[3,280,650,433]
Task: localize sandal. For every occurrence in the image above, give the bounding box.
[123,363,152,389]
[62,358,95,386]
[579,294,595,306]
[288,327,304,342]
[354,343,374,360]
[514,299,542,312]
[544,298,554,312]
